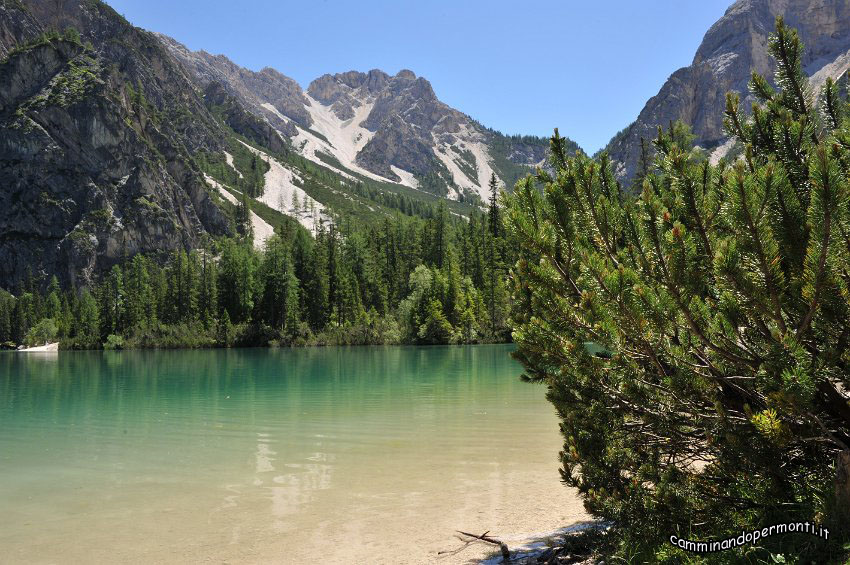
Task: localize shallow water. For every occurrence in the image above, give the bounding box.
[0,345,586,564]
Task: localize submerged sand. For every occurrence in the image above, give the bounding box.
[1,346,587,564]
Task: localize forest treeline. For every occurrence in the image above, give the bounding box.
[0,180,512,349]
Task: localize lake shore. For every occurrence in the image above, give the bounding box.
[16,342,59,352]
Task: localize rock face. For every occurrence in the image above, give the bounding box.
[0,0,40,59]
[0,0,231,289]
[606,0,850,182]
[157,33,311,137]
[202,81,287,154]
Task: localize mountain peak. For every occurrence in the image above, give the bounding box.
[606,0,850,182]
[395,69,416,80]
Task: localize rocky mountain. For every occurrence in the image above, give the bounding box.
[0,0,568,291]
[605,0,850,182]
[158,37,568,203]
[0,0,233,289]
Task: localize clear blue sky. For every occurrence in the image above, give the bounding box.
[106,0,731,153]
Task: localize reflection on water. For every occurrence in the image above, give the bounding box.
[0,345,585,564]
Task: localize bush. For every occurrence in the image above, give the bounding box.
[24,318,58,347]
[103,334,124,350]
[506,18,850,562]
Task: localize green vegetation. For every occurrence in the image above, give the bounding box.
[45,54,100,107]
[283,148,474,223]
[4,29,99,117]
[452,146,478,184]
[484,127,576,190]
[1,194,513,349]
[2,28,84,61]
[197,139,269,198]
[506,19,850,563]
[414,157,456,197]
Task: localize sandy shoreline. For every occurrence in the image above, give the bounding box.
[17,342,59,352]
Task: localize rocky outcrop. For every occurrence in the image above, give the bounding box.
[157,33,310,137]
[203,81,287,154]
[606,0,850,182]
[307,69,389,120]
[0,0,231,290]
[0,0,40,59]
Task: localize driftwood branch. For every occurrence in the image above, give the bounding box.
[439,530,511,563]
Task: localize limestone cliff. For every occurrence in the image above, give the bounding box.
[0,0,232,289]
[605,0,850,182]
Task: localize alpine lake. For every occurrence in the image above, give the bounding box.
[0,344,587,564]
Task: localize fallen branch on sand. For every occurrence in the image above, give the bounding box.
[439,530,511,561]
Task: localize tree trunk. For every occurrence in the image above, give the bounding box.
[836,450,850,519]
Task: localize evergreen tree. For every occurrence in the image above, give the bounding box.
[505,18,850,560]
[44,276,61,320]
[126,254,154,330]
[199,242,218,329]
[217,309,233,347]
[633,136,652,188]
[237,190,253,240]
[101,265,124,337]
[76,289,99,346]
[487,172,500,238]
[304,227,330,331]
[186,251,201,322]
[0,290,13,344]
[218,240,256,324]
[260,235,300,330]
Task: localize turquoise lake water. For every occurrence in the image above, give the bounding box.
[0,345,586,564]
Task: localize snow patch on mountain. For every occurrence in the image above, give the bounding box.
[431,126,498,203]
[462,138,499,199]
[293,97,383,183]
[290,95,418,190]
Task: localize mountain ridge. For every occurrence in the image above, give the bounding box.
[605,0,850,181]
[156,35,569,202]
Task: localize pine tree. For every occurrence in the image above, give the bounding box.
[126,254,153,330]
[505,18,850,560]
[199,242,218,329]
[218,240,256,324]
[217,309,233,347]
[327,222,341,325]
[304,227,330,331]
[44,276,61,320]
[101,264,124,336]
[76,288,100,346]
[237,190,253,241]
[487,172,500,238]
[633,136,652,188]
[0,290,13,344]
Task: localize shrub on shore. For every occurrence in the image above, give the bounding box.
[506,18,850,563]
